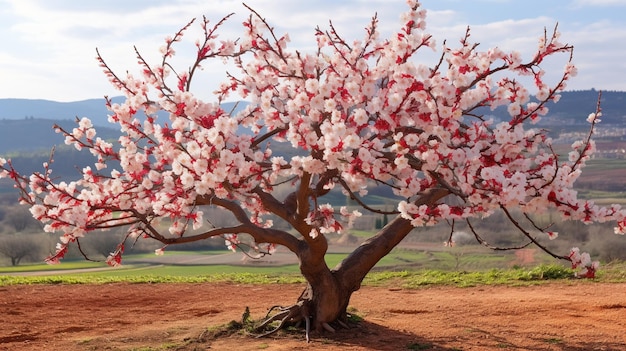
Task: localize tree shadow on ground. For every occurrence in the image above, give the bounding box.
[449,326,626,351]
[314,320,457,351]
[200,318,455,350]
[198,315,626,351]
[313,321,626,351]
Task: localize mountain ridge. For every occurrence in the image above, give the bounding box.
[0,97,245,127]
[1,90,624,194]
[1,90,624,156]
[2,90,624,124]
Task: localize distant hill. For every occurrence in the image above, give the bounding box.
[2,90,624,127]
[0,97,126,127]
[473,89,625,126]
[0,118,121,154]
[534,89,626,127]
[0,97,245,127]
[0,99,248,155]
[0,89,624,168]
[0,119,122,182]
[1,90,624,200]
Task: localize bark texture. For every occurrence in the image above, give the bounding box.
[258,188,451,337]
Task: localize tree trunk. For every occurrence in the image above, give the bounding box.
[279,188,451,336]
[293,216,427,334]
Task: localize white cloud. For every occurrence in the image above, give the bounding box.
[0,0,624,101]
[573,0,626,6]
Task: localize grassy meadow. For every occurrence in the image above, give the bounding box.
[2,247,625,287]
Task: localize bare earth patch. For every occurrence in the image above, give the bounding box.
[1,282,625,350]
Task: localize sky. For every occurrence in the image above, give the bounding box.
[0,0,625,102]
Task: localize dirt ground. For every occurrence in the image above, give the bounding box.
[1,282,625,351]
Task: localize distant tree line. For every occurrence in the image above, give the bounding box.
[0,192,229,266]
[1,188,625,266]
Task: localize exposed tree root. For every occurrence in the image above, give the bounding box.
[322,322,335,333]
[255,301,308,340]
[254,301,359,342]
[337,319,349,329]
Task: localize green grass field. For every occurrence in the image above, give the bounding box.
[0,247,540,275]
[2,262,625,287]
[2,248,625,288]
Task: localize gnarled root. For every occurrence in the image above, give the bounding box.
[322,322,335,333]
[336,319,349,329]
[255,305,359,342]
[255,300,310,340]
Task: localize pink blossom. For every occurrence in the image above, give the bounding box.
[587,112,601,123]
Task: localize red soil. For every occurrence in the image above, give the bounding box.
[1,282,625,350]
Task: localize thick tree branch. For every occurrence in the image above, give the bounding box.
[333,187,451,292]
[158,224,301,253]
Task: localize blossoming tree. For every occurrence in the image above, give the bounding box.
[1,0,625,340]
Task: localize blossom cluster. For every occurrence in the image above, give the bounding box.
[569,247,599,278]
